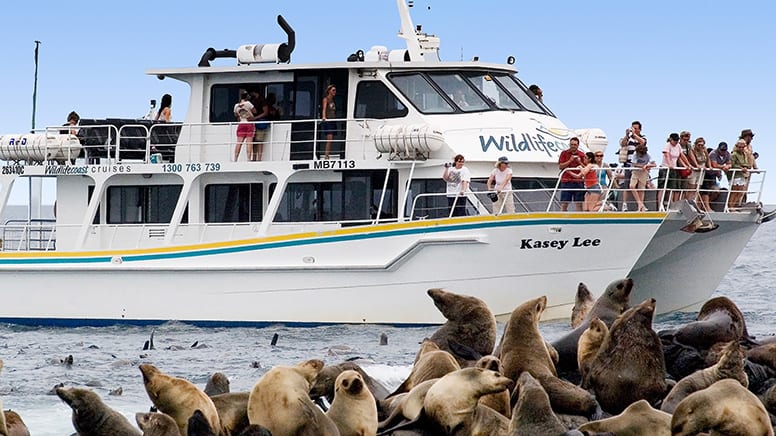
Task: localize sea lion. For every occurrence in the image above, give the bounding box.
[310,361,390,403]
[500,296,598,416]
[377,378,438,432]
[673,296,753,349]
[508,371,566,436]
[55,386,141,436]
[423,367,512,435]
[139,364,221,436]
[388,340,460,398]
[426,288,497,364]
[577,317,608,386]
[187,409,217,436]
[661,340,748,414]
[3,410,29,436]
[247,358,339,436]
[571,282,595,329]
[578,399,672,436]
[586,298,667,414]
[136,412,179,436]
[671,379,773,436]
[748,342,776,370]
[235,425,272,436]
[211,392,250,436]
[552,278,633,375]
[475,355,510,418]
[326,370,378,436]
[203,372,230,397]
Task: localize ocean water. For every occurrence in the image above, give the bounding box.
[1,223,775,434]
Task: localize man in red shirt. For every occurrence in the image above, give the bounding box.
[558,137,586,211]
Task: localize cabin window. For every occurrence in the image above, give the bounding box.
[388,73,455,114]
[465,72,522,111]
[106,185,185,224]
[426,73,489,112]
[204,183,263,223]
[209,83,292,123]
[354,81,408,119]
[493,74,545,113]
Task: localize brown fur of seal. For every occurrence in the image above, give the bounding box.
[500,296,597,416]
[427,288,497,364]
[136,412,179,436]
[474,355,511,418]
[423,367,512,435]
[661,340,748,414]
[3,410,29,436]
[310,361,390,403]
[674,296,752,349]
[204,372,230,397]
[326,370,378,436]
[139,363,221,436]
[55,386,141,436]
[578,399,671,436]
[387,340,460,398]
[571,282,595,329]
[671,378,773,436]
[507,371,566,435]
[586,298,667,414]
[247,359,338,436]
[211,392,250,436]
[377,378,438,432]
[577,317,608,387]
[551,278,633,374]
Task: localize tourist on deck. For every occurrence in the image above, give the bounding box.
[618,121,646,211]
[62,111,80,136]
[487,156,515,214]
[233,91,256,161]
[558,137,586,211]
[442,154,471,217]
[529,84,543,102]
[321,84,337,159]
[728,139,753,210]
[660,133,692,206]
[630,143,655,212]
[155,94,172,122]
[678,131,697,199]
[250,92,278,162]
[578,152,605,212]
[709,142,731,183]
[740,129,757,170]
[687,137,710,202]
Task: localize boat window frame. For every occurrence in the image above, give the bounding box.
[354,80,409,119]
[424,72,491,113]
[386,72,457,114]
[105,184,188,225]
[204,182,264,223]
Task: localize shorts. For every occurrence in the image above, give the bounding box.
[732,177,748,187]
[621,162,633,183]
[254,128,266,141]
[586,184,603,194]
[687,170,701,186]
[629,170,648,189]
[321,120,336,135]
[560,181,585,202]
[658,169,682,190]
[237,123,255,138]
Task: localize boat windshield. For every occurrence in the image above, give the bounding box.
[388,70,553,116]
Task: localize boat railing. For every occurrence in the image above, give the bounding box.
[1,219,56,251]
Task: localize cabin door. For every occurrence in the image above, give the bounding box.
[290,70,347,160]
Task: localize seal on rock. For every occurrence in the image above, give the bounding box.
[203,372,230,397]
[310,361,390,403]
[661,340,748,414]
[552,278,633,375]
[326,369,378,436]
[673,296,753,349]
[571,282,595,329]
[211,392,250,436]
[508,371,566,436]
[3,410,30,436]
[56,386,141,436]
[475,355,511,418]
[388,340,460,398]
[586,298,667,414]
[427,288,497,364]
[377,378,438,432]
[136,412,179,436]
[500,296,598,416]
[578,399,672,436]
[139,363,221,436]
[671,378,773,436]
[247,359,339,436]
[577,317,608,386]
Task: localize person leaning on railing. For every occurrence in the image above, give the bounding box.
[660,133,692,206]
[558,137,586,211]
[727,139,753,210]
[487,156,515,214]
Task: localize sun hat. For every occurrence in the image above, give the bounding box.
[718,141,728,151]
[740,129,755,138]
[495,156,509,167]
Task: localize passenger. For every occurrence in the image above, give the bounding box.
[63,111,80,136]
[593,151,615,209]
[686,137,710,203]
[709,141,732,184]
[579,152,604,212]
[528,84,543,102]
[557,137,586,211]
[233,91,256,161]
[629,143,655,212]
[155,94,172,122]
[660,133,692,205]
[727,139,752,210]
[321,84,337,159]
[618,121,647,211]
[250,92,267,162]
[442,154,470,217]
[487,156,515,214]
[740,129,757,170]
[678,131,697,199]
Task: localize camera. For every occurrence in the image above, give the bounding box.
[444,162,451,168]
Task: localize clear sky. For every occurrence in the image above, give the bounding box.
[2,0,775,203]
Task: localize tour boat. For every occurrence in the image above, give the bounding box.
[0,0,767,326]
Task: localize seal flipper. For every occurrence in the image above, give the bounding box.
[446,339,483,362]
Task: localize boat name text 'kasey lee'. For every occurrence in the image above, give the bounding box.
[520,237,602,250]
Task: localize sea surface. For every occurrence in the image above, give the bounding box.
[1,222,775,434]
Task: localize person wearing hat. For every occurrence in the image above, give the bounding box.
[739,129,758,170]
[709,142,731,183]
[660,132,692,205]
[487,156,515,214]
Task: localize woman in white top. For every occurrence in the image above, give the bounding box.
[233,91,256,161]
[487,156,515,214]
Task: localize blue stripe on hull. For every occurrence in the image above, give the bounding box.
[0,317,438,328]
